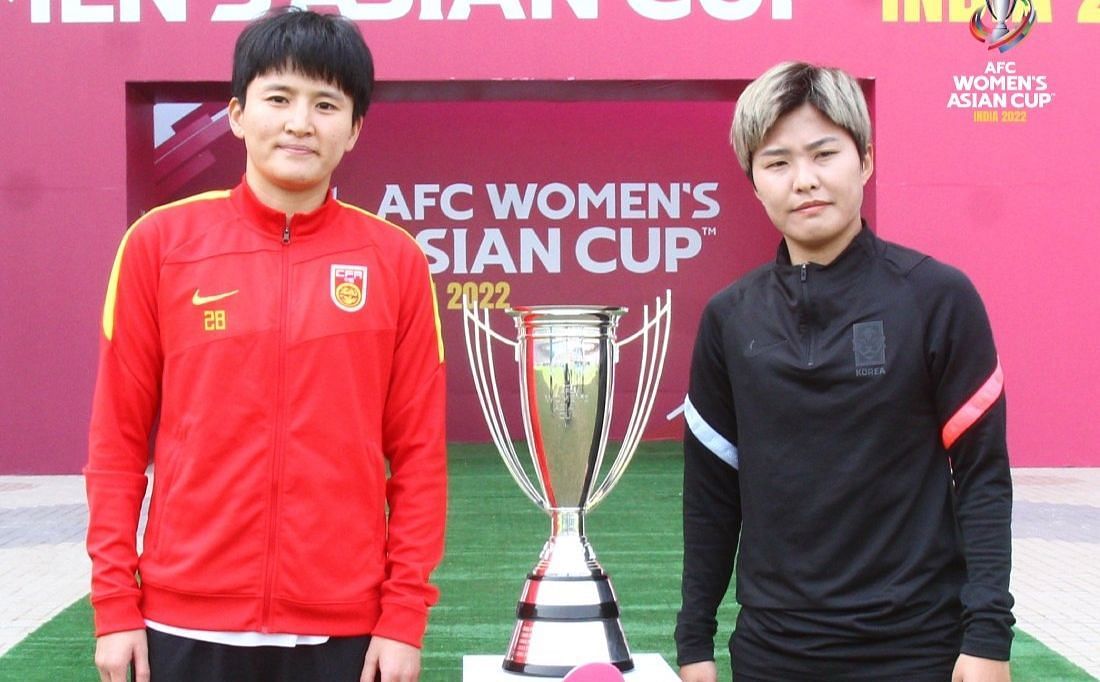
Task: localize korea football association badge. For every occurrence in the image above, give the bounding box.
[330,264,367,313]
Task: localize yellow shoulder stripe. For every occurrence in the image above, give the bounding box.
[102,191,231,341]
[337,201,445,364]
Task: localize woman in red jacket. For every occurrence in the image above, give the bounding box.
[86,9,447,682]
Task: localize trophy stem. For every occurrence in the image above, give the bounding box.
[530,509,600,578]
[551,508,584,538]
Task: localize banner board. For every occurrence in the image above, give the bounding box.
[1,1,1095,470]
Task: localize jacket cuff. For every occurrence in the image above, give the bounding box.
[676,651,715,668]
[961,624,1013,661]
[92,594,145,637]
[372,603,429,648]
[675,637,715,667]
[675,618,717,667]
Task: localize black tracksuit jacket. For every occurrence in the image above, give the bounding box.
[675,226,1014,678]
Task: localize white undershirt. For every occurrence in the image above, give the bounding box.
[145,620,330,648]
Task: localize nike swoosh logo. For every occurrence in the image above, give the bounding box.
[744,338,786,357]
[192,289,240,306]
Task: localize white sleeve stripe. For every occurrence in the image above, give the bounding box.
[684,396,739,470]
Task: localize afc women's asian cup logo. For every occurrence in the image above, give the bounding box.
[331,264,367,313]
[970,0,1036,53]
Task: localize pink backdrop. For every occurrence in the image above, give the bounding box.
[1,1,1095,471]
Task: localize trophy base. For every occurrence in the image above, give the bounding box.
[502,573,633,677]
[463,654,678,681]
[503,660,633,678]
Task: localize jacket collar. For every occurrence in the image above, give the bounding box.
[775,220,877,271]
[229,177,339,240]
[772,222,880,322]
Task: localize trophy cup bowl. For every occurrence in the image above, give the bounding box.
[988,0,1016,40]
[463,293,671,677]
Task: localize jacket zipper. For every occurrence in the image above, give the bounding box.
[800,263,815,368]
[262,217,292,630]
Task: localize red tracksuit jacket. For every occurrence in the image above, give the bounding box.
[86,180,447,647]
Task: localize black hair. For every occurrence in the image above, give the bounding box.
[232,7,374,123]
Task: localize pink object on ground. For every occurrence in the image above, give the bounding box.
[562,662,627,681]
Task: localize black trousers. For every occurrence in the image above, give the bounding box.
[146,628,372,682]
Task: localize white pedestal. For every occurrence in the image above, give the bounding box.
[462,653,679,681]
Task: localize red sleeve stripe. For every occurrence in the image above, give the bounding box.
[941,359,1004,450]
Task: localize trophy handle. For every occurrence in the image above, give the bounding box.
[587,290,672,510]
[462,297,545,507]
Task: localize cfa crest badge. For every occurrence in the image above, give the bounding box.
[330,264,368,313]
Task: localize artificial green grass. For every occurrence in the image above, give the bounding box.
[0,595,95,681]
[1,443,1094,680]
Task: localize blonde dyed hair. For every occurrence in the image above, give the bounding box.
[732,62,871,179]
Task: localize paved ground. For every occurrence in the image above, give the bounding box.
[1,470,1098,678]
[1010,469,1100,676]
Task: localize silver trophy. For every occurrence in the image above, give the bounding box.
[988,0,1016,41]
[462,292,671,677]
